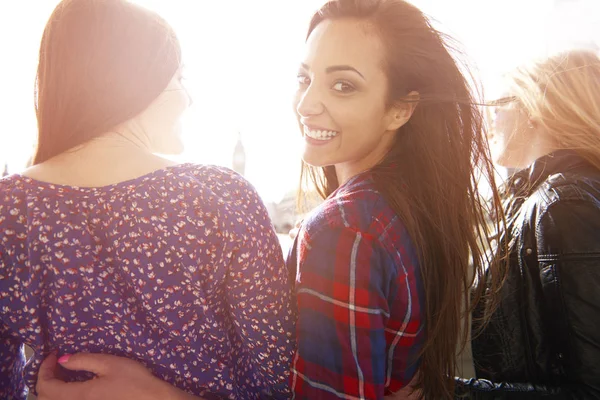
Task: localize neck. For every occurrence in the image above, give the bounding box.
[41,126,156,171]
[523,128,557,167]
[24,127,175,188]
[334,129,396,185]
[67,124,154,157]
[334,165,370,186]
[89,132,150,152]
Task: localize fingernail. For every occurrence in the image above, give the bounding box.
[58,354,72,364]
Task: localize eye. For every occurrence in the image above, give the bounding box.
[332,81,355,93]
[297,74,310,87]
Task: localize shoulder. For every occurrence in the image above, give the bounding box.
[173,164,263,208]
[303,182,382,236]
[0,175,29,214]
[175,164,255,193]
[529,166,600,210]
[178,164,271,236]
[0,174,26,194]
[519,170,600,254]
[302,177,409,252]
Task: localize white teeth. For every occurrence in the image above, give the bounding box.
[303,126,339,141]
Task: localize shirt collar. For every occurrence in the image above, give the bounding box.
[506,150,590,196]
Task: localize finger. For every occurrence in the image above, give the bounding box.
[59,352,147,378]
[57,352,118,376]
[37,352,58,382]
[385,374,421,400]
[37,378,89,400]
[37,353,86,399]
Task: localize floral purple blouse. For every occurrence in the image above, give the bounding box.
[0,164,295,400]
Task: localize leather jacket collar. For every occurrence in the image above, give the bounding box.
[505,150,590,197]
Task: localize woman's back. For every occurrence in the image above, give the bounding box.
[0,164,295,399]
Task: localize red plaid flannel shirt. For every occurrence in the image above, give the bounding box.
[287,172,425,399]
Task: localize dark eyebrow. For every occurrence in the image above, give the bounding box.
[300,63,365,80]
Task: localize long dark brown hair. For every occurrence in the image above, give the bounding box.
[34,0,181,165]
[299,0,505,398]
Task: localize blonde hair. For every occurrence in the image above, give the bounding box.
[508,50,600,168]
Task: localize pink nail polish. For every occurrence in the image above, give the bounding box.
[58,354,71,364]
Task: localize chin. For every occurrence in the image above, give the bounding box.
[302,151,329,168]
[496,155,523,170]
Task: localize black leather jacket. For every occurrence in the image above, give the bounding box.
[456,151,600,399]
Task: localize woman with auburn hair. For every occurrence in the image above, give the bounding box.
[285,0,504,398]
[39,1,505,399]
[457,50,600,398]
[0,0,294,399]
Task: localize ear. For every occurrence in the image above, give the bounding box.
[385,91,420,131]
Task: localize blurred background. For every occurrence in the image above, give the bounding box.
[0,0,598,246]
[0,2,598,396]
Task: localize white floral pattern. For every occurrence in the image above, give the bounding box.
[0,164,294,400]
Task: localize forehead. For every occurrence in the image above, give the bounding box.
[302,19,385,74]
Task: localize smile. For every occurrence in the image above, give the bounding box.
[303,126,339,141]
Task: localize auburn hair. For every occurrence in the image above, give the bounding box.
[298,0,506,398]
[34,0,181,164]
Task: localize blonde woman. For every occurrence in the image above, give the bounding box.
[457,50,600,397]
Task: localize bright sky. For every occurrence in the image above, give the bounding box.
[1,0,598,203]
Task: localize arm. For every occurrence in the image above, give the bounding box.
[36,353,202,400]
[456,200,600,399]
[220,173,295,399]
[454,377,566,399]
[0,321,27,399]
[290,226,422,400]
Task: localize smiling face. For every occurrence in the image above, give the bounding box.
[293,18,412,184]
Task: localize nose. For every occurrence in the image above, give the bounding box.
[295,84,324,118]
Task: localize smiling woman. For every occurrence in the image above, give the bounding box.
[2,0,594,201]
[288,1,506,399]
[294,18,419,185]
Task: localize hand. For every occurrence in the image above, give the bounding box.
[384,374,421,400]
[36,352,199,400]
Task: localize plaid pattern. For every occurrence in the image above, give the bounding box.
[288,172,425,400]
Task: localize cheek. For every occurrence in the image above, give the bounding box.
[173,91,190,118]
[331,97,374,127]
[339,104,385,142]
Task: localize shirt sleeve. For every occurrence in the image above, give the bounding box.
[290,225,422,400]
[219,171,295,399]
